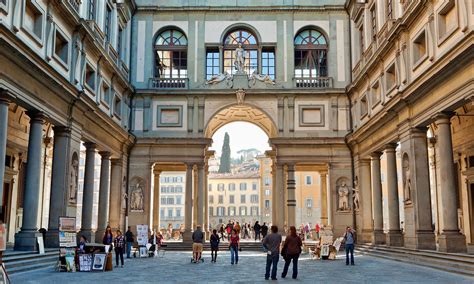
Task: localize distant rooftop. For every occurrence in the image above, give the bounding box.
[208,171,260,179]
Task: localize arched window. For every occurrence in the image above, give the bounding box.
[223,29,258,75]
[154,29,188,78]
[294,29,328,78]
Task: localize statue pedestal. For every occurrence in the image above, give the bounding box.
[233,73,248,89]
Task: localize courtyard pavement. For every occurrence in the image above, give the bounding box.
[11,250,474,283]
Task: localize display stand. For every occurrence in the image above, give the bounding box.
[58,217,77,272]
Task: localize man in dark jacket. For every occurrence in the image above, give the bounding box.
[253,221,261,241]
[125,226,134,258]
[261,222,269,238]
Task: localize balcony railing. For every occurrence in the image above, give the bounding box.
[294,77,332,88]
[149,78,188,89]
[68,0,81,12]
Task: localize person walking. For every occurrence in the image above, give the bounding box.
[192,226,204,263]
[253,221,261,241]
[261,222,268,238]
[229,229,240,265]
[102,226,113,252]
[210,229,220,263]
[343,226,356,265]
[226,221,233,241]
[125,226,134,258]
[219,224,225,240]
[315,223,320,240]
[262,225,282,280]
[281,226,303,279]
[114,230,126,268]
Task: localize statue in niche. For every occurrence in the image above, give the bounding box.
[69,154,79,204]
[205,71,232,85]
[337,181,350,211]
[402,155,412,203]
[234,43,245,73]
[352,178,360,211]
[249,70,275,85]
[121,176,127,210]
[130,183,144,212]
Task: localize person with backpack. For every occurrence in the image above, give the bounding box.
[253,221,261,241]
[262,225,282,280]
[114,230,126,268]
[343,226,356,265]
[229,229,240,265]
[210,229,220,263]
[281,226,303,279]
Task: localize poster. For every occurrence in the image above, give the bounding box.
[78,254,93,272]
[0,223,6,251]
[59,231,77,247]
[321,244,330,256]
[66,256,76,272]
[136,224,148,246]
[92,253,107,271]
[59,217,76,232]
[139,247,148,258]
[37,236,45,254]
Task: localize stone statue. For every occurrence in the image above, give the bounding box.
[403,156,411,203]
[121,176,127,210]
[205,71,232,85]
[249,70,275,85]
[130,183,144,212]
[69,156,79,203]
[234,44,245,73]
[352,179,360,211]
[338,182,350,211]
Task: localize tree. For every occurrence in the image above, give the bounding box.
[218,132,231,173]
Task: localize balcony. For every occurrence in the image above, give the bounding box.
[149,78,188,89]
[68,0,80,12]
[294,77,332,88]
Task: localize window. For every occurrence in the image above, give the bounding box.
[208,184,213,191]
[160,197,166,204]
[168,209,173,217]
[113,95,121,117]
[413,30,427,65]
[161,186,167,193]
[360,95,368,117]
[229,183,236,191]
[176,209,181,217]
[218,195,224,204]
[265,200,270,209]
[217,206,225,217]
[385,63,396,91]
[154,29,188,78]
[370,5,377,40]
[264,177,271,186]
[229,195,235,204]
[88,0,96,20]
[294,29,328,78]
[218,183,224,191]
[305,176,312,185]
[239,183,247,191]
[167,197,174,205]
[176,185,183,193]
[206,49,220,80]
[265,189,271,196]
[104,5,112,43]
[437,1,457,41]
[24,0,43,40]
[240,195,246,203]
[250,194,259,204]
[306,198,313,208]
[84,64,96,91]
[239,206,247,216]
[252,182,257,190]
[261,48,275,79]
[209,195,214,204]
[160,209,164,217]
[371,81,381,106]
[101,83,110,105]
[176,196,181,205]
[251,206,259,216]
[228,206,236,216]
[223,29,258,76]
[208,207,213,217]
[54,29,69,64]
[387,0,394,19]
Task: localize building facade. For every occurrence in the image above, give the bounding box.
[159,172,185,230]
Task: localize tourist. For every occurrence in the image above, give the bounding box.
[229,228,240,265]
[254,221,261,241]
[243,223,250,239]
[148,233,156,256]
[234,222,241,235]
[78,235,87,253]
[125,226,134,258]
[343,226,355,265]
[192,225,204,263]
[315,223,320,240]
[281,226,303,279]
[114,230,126,268]
[263,225,282,280]
[102,226,113,252]
[226,221,233,241]
[261,222,269,238]
[219,224,225,240]
[210,229,220,263]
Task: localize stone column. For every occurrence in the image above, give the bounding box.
[14,111,46,251]
[152,169,162,232]
[109,159,123,231]
[79,142,97,242]
[319,172,328,226]
[95,151,111,242]
[0,95,9,214]
[197,164,205,228]
[400,127,435,250]
[192,166,198,228]
[435,114,466,252]
[286,164,296,228]
[357,158,373,243]
[204,164,209,234]
[385,144,403,246]
[45,126,71,248]
[371,152,385,244]
[273,163,285,231]
[183,164,193,241]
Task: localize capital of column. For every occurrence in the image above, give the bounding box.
[434,112,454,125]
[26,111,48,124]
[83,142,97,151]
[286,163,295,172]
[52,126,71,137]
[196,163,205,170]
[384,143,398,152]
[111,158,123,165]
[370,151,383,160]
[99,151,111,159]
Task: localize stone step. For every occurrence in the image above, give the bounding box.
[355,245,474,277]
[7,262,56,275]
[162,241,264,251]
[0,250,59,275]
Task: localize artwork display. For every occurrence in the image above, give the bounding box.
[352,177,360,211]
[59,217,76,232]
[140,247,148,258]
[321,244,330,257]
[78,254,93,272]
[92,253,107,271]
[402,154,412,203]
[137,224,149,246]
[0,223,6,251]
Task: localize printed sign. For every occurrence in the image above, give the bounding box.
[78,254,93,272]
[59,217,76,232]
[136,224,148,246]
[59,231,77,247]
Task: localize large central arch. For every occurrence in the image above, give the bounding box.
[204,104,278,139]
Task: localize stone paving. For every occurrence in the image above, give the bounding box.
[11,250,474,283]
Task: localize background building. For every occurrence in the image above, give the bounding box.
[159,172,185,230]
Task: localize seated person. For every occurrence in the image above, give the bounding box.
[78,235,87,254]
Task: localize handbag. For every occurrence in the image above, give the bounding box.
[281,243,288,259]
